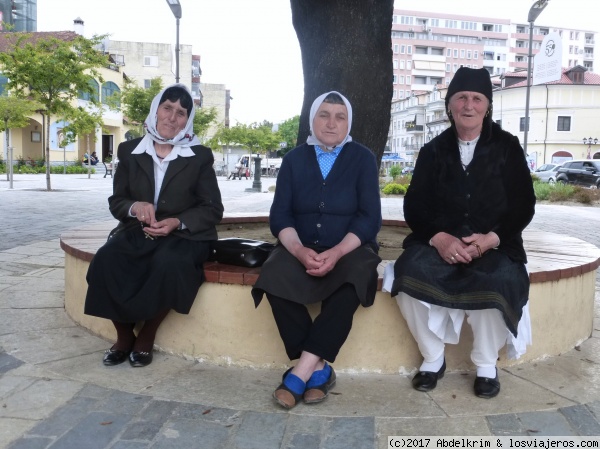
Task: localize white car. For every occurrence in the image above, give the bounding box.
[533,163,561,184]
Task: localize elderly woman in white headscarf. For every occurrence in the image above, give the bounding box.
[252,91,382,409]
[85,84,223,368]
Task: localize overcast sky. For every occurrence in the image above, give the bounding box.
[37,0,598,125]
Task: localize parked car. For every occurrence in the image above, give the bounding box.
[401,166,414,175]
[555,160,600,189]
[533,163,561,184]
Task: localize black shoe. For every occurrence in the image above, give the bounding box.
[412,359,446,392]
[129,350,153,367]
[102,348,129,366]
[474,370,500,399]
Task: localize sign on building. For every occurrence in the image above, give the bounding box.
[533,32,562,85]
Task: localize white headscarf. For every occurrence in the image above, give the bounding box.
[142,83,201,148]
[306,90,353,149]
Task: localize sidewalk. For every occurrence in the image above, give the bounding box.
[1,174,600,448]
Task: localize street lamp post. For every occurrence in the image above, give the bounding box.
[166,0,182,84]
[523,0,549,155]
[583,137,598,159]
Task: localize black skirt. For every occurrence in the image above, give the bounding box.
[84,226,211,322]
[391,244,529,336]
[251,244,382,308]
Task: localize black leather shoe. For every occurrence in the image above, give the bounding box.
[412,359,446,392]
[474,370,500,399]
[102,348,129,366]
[129,350,153,367]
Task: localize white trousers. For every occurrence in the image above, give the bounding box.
[397,292,508,368]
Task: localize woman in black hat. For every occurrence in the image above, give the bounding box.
[390,67,536,398]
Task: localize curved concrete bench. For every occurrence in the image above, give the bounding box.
[60,216,600,374]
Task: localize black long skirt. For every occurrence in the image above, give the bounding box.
[251,244,382,308]
[84,226,211,322]
[391,244,529,336]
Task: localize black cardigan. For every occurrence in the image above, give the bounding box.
[402,121,536,263]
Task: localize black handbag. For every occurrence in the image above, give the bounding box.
[209,238,276,268]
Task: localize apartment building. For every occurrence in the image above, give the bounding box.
[0,0,36,32]
[388,9,599,167]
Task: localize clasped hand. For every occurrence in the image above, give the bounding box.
[133,201,179,237]
[431,232,494,265]
[296,246,342,277]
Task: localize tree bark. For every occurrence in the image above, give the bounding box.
[291,0,393,167]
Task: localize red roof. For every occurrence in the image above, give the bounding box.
[0,31,79,53]
[502,66,600,88]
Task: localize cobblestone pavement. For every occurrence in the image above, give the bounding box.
[1,174,600,448]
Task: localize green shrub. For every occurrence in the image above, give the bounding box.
[533,180,552,201]
[382,183,407,195]
[572,187,594,204]
[389,165,402,179]
[548,182,577,202]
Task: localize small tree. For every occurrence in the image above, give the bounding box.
[120,77,163,138]
[61,106,105,177]
[0,94,42,180]
[0,32,110,190]
[193,107,218,141]
[277,115,300,155]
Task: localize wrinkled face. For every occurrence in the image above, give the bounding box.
[448,91,489,135]
[156,99,188,139]
[312,102,349,148]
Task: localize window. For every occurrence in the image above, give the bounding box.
[460,49,465,58]
[446,48,452,57]
[453,63,458,72]
[110,54,125,66]
[406,60,412,70]
[557,116,571,131]
[102,81,121,106]
[143,55,159,67]
[406,76,411,85]
[446,63,451,72]
[0,75,7,95]
[393,59,398,69]
[393,44,399,54]
[407,45,412,54]
[453,49,458,58]
[400,60,405,70]
[520,117,529,132]
[78,79,99,102]
[467,50,472,59]
[144,79,152,89]
[474,51,478,59]
[393,74,398,84]
[399,75,405,84]
[400,45,406,54]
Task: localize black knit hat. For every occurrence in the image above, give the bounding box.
[445,67,493,109]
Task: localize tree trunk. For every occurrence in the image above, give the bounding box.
[290,0,393,168]
[45,113,51,190]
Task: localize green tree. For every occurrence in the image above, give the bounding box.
[0,32,110,190]
[277,115,300,155]
[291,0,394,168]
[193,107,218,141]
[119,77,163,138]
[61,106,105,177]
[0,94,42,180]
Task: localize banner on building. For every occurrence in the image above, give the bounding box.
[533,32,562,85]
